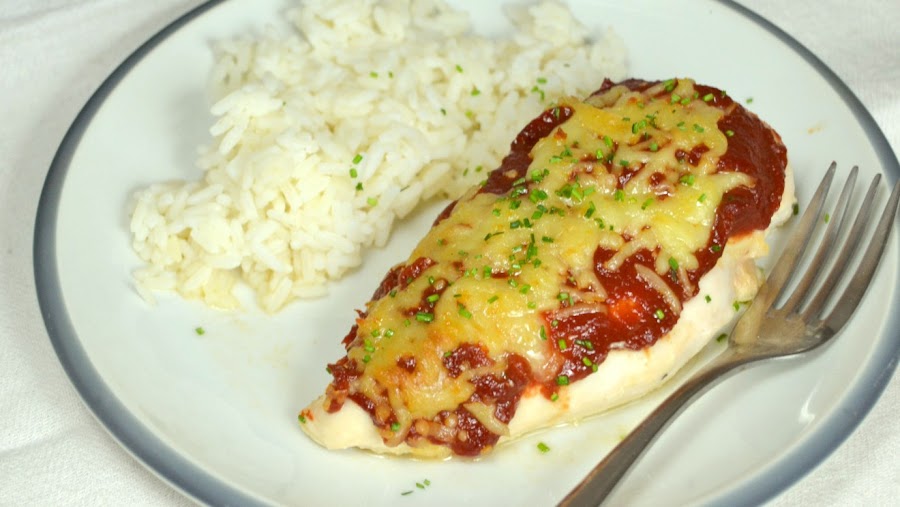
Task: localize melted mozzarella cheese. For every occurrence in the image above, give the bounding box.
[302,166,795,458]
[300,80,795,458]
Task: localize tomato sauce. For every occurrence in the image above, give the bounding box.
[326,79,787,456]
[478,106,574,196]
[546,79,786,393]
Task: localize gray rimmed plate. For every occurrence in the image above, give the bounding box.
[34,0,900,505]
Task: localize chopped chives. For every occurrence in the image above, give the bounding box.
[668,257,679,271]
[537,442,551,453]
[415,312,434,322]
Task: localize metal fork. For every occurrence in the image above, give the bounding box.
[560,162,900,507]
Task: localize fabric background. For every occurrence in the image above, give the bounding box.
[1,0,897,505]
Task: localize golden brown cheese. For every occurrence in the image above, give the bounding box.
[301,78,790,457]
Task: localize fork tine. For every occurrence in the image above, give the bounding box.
[780,166,858,313]
[754,162,836,311]
[821,178,900,332]
[801,173,881,320]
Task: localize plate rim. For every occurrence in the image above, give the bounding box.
[32,1,900,506]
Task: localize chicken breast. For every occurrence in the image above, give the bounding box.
[299,78,795,458]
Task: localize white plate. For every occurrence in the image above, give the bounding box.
[35,0,900,505]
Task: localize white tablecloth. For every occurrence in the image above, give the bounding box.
[1,0,897,505]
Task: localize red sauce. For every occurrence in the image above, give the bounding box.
[325,78,787,456]
[546,78,786,391]
[405,278,449,318]
[478,106,574,195]
[433,200,457,226]
[591,78,656,96]
[324,356,361,412]
[443,343,493,378]
[397,356,417,373]
[675,144,710,166]
[445,354,532,456]
[448,407,494,456]
[547,249,678,385]
[371,256,435,301]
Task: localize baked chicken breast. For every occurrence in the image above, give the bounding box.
[299,78,795,458]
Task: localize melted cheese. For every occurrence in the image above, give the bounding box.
[301,79,791,457]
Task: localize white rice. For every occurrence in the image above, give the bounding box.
[129,0,627,313]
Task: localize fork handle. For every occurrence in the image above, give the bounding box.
[558,351,753,506]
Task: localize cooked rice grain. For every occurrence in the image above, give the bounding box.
[129,0,627,313]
